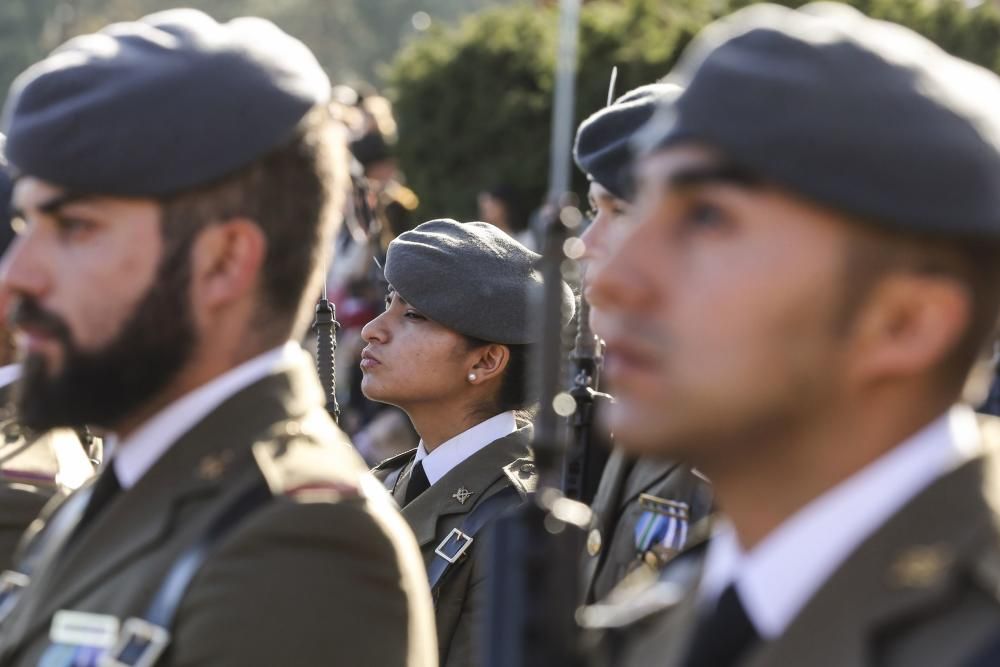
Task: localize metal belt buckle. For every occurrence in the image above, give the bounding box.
[100,617,170,667]
[434,528,474,564]
[0,570,29,624]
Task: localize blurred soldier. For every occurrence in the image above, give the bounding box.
[573,83,713,604]
[366,219,574,667]
[478,184,536,250]
[584,4,1000,666]
[0,10,435,666]
[0,140,92,571]
[349,129,420,252]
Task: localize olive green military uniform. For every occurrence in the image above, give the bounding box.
[582,448,712,603]
[586,417,1000,667]
[0,359,436,666]
[373,423,536,667]
[0,381,93,572]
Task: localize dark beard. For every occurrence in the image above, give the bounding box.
[10,235,196,431]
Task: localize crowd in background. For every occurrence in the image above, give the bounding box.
[325,86,543,465]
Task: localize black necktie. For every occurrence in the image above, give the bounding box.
[72,464,122,540]
[403,460,430,505]
[683,584,760,666]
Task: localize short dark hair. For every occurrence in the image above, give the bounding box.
[159,106,347,342]
[838,225,1000,396]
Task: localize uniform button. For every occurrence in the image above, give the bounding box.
[587,528,602,556]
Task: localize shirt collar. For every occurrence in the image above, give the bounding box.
[699,405,980,639]
[0,364,21,390]
[108,342,303,489]
[414,411,517,485]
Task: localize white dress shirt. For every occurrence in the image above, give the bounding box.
[0,364,21,390]
[107,342,304,489]
[699,405,981,639]
[413,410,517,485]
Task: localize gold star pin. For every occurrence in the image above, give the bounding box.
[889,544,952,589]
[198,450,234,481]
[452,487,474,505]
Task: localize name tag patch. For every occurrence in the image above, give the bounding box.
[49,610,120,649]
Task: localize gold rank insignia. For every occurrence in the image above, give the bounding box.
[638,494,690,519]
[888,544,953,589]
[197,450,234,481]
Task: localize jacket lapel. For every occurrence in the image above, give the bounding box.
[391,455,418,506]
[747,419,1000,667]
[591,449,631,534]
[648,582,702,667]
[617,458,684,512]
[580,539,708,666]
[2,357,323,651]
[402,426,532,548]
[581,448,631,597]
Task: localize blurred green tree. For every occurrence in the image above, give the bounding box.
[0,0,512,114]
[389,0,1000,221]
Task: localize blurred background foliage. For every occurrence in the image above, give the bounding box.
[3,0,1000,218]
[0,0,515,109]
[388,0,1000,219]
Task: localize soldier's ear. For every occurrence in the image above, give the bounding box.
[468,343,510,384]
[847,271,969,386]
[190,217,267,311]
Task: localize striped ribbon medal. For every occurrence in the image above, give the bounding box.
[634,493,690,555]
[38,643,105,667]
[40,610,119,667]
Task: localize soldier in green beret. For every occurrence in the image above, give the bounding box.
[583,3,1000,666]
[367,218,575,667]
[0,9,435,666]
[573,83,714,605]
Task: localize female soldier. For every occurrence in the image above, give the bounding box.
[364,218,574,667]
[573,83,714,604]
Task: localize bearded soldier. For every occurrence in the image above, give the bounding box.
[0,10,434,666]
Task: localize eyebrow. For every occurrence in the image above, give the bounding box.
[668,162,761,190]
[385,287,408,306]
[11,190,94,220]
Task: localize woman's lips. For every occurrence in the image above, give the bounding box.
[360,348,381,371]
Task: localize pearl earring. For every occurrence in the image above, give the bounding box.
[468,373,476,382]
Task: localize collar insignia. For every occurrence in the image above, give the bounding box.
[452,487,474,505]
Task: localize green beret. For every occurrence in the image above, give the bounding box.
[639,2,1000,239]
[574,84,681,201]
[2,9,329,196]
[384,219,575,345]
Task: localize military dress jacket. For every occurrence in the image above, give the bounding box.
[0,380,93,572]
[373,424,536,667]
[0,358,437,667]
[590,416,1000,667]
[582,448,713,604]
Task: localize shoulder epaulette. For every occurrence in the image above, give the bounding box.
[371,448,417,473]
[502,457,538,498]
[252,427,362,504]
